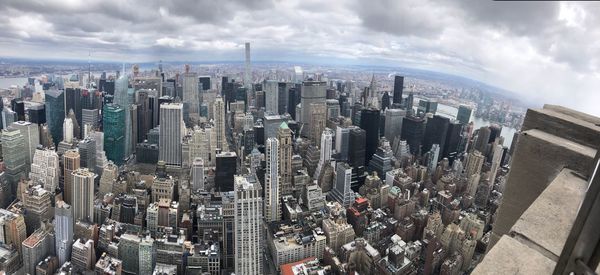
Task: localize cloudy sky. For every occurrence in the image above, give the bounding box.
[1,0,599,115]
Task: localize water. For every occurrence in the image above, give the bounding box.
[0,77,30,89]
[435,103,517,148]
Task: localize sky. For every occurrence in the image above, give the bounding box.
[1,0,600,116]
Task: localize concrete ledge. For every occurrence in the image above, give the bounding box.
[510,168,587,259]
[472,236,556,275]
[522,106,600,150]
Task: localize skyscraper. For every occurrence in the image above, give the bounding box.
[314,128,333,179]
[72,168,95,222]
[422,115,450,159]
[300,80,326,135]
[265,137,281,222]
[54,201,74,266]
[159,103,184,167]
[103,104,125,165]
[330,162,354,207]
[214,96,227,151]
[63,149,81,205]
[393,75,404,104]
[310,103,327,144]
[114,74,133,157]
[234,175,263,275]
[401,116,425,155]
[2,128,28,188]
[456,105,472,125]
[45,88,65,146]
[360,108,381,166]
[215,152,237,192]
[191,158,205,191]
[384,108,406,144]
[11,121,39,165]
[278,122,293,196]
[348,127,366,169]
[30,148,60,192]
[335,126,351,161]
[244,42,251,88]
[182,64,200,122]
[464,150,485,178]
[264,80,279,114]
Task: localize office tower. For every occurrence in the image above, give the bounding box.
[368,139,395,177]
[426,144,441,173]
[381,92,390,111]
[182,64,200,121]
[234,175,263,275]
[442,121,463,161]
[1,109,16,130]
[189,127,213,166]
[0,208,27,254]
[278,122,293,196]
[114,73,133,157]
[21,222,55,275]
[221,192,235,269]
[264,80,278,114]
[336,126,351,161]
[45,89,65,145]
[198,76,211,91]
[423,115,450,158]
[401,116,425,155]
[310,103,327,144]
[244,42,251,88]
[300,80,326,134]
[2,127,28,187]
[456,105,472,125]
[135,90,151,142]
[473,126,491,153]
[215,152,237,192]
[488,124,502,143]
[139,236,156,274]
[277,82,293,115]
[393,75,404,104]
[384,108,405,146]
[71,238,95,272]
[214,96,227,151]
[78,137,96,169]
[488,144,504,183]
[98,162,117,197]
[464,150,485,178]
[360,108,381,166]
[67,109,81,142]
[330,162,354,207]
[11,121,39,165]
[191,158,205,191]
[263,114,287,143]
[22,184,52,234]
[265,138,281,222]
[81,108,99,133]
[348,127,366,169]
[159,103,184,166]
[418,99,438,115]
[118,233,141,274]
[326,99,341,120]
[62,117,74,144]
[54,201,73,266]
[103,103,126,165]
[72,168,95,222]
[28,102,46,125]
[314,128,333,179]
[63,149,80,204]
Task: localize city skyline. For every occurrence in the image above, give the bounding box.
[0,1,599,116]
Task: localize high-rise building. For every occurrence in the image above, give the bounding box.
[456,105,472,125]
[393,75,404,104]
[54,201,73,266]
[314,128,333,179]
[21,222,55,275]
[264,80,279,114]
[29,148,60,192]
[72,168,95,222]
[488,144,504,183]
[63,149,80,205]
[103,103,126,165]
[330,162,354,207]
[423,115,450,159]
[464,150,485,178]
[401,116,425,155]
[348,127,366,169]
[71,238,96,272]
[384,108,405,143]
[113,75,133,157]
[265,137,281,222]
[182,64,200,122]
[214,96,227,151]
[234,175,263,275]
[11,121,39,165]
[300,80,326,134]
[335,126,351,161]
[278,122,293,196]
[159,103,184,166]
[22,184,52,235]
[473,126,491,154]
[139,236,156,274]
[2,127,28,188]
[44,88,65,146]
[191,158,205,191]
[215,152,237,192]
[118,233,141,274]
[310,103,327,144]
[0,208,27,254]
[360,108,381,166]
[78,137,96,170]
[98,162,117,197]
[417,99,438,115]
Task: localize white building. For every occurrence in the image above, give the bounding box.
[159,103,184,166]
[234,175,263,275]
[265,138,281,222]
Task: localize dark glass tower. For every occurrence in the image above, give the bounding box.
[215,152,237,192]
[65,88,82,138]
[401,116,425,155]
[442,121,463,162]
[45,89,65,147]
[393,75,404,104]
[456,105,472,125]
[349,127,366,169]
[423,115,450,156]
[360,108,381,166]
[103,104,125,165]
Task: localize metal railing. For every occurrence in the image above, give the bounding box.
[553,157,600,275]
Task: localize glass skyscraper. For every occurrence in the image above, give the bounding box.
[103,104,125,165]
[45,88,65,147]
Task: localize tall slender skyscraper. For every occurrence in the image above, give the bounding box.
[159,103,184,167]
[244,42,251,88]
[300,80,327,135]
[103,103,125,165]
[11,121,39,165]
[63,149,81,205]
[214,96,226,151]
[72,168,95,222]
[182,64,200,122]
[45,88,65,146]
[234,175,263,275]
[191,158,205,191]
[360,108,381,166]
[314,128,333,179]
[330,162,354,208]
[2,128,28,187]
[265,138,281,222]
[277,122,293,196]
[55,201,74,266]
[393,75,404,104]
